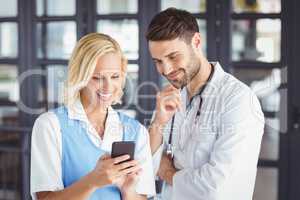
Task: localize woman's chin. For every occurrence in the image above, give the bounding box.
[96,96,113,108]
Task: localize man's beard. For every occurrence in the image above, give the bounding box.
[166,68,187,89]
[167,52,201,89]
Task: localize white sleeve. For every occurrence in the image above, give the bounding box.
[172,89,265,200]
[149,111,165,176]
[30,112,64,200]
[152,142,164,176]
[134,125,156,197]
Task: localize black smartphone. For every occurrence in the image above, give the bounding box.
[111,141,135,163]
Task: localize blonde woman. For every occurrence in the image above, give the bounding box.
[30,33,156,200]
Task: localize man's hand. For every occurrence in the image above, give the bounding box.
[157,153,177,186]
[153,84,181,126]
[149,85,181,154]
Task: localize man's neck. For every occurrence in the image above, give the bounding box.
[186,59,212,100]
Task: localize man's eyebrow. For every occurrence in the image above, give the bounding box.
[165,51,179,58]
[152,57,161,62]
[152,51,180,61]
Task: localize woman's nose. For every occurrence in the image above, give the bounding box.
[99,78,112,91]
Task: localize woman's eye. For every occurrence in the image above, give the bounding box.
[112,75,120,79]
[93,76,104,81]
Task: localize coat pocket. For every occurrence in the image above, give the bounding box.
[190,131,217,167]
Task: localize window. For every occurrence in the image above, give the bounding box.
[97,0,139,117]
[35,0,76,110]
[230,1,283,199]
[0,1,21,199]
[0,1,294,199]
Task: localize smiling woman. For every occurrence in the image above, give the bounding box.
[64,33,127,108]
[30,33,155,200]
[81,53,125,111]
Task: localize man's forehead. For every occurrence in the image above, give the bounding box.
[149,39,186,57]
[149,38,184,47]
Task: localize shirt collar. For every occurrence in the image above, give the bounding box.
[67,98,88,122]
[207,62,226,93]
[180,62,225,106]
[66,98,123,147]
[67,98,121,123]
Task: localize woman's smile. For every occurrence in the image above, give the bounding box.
[97,91,113,101]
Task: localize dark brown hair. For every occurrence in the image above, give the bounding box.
[146,8,199,43]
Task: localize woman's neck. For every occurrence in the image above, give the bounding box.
[81,96,108,137]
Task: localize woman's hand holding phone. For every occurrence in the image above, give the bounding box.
[89,154,141,190]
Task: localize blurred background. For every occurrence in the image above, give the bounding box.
[0,0,299,199]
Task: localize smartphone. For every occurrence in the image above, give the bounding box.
[111,141,135,163]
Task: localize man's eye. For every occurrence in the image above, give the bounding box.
[154,60,162,65]
[169,55,177,60]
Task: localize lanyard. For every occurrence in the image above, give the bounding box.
[166,65,215,157]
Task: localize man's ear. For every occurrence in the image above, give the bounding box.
[191,32,201,50]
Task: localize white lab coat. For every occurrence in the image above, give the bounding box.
[152,62,265,200]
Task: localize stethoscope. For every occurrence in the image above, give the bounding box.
[166,65,215,157]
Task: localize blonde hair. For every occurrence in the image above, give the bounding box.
[64,33,127,107]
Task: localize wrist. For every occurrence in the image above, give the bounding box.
[151,118,166,130]
[120,188,135,199]
[87,171,105,189]
[165,168,177,186]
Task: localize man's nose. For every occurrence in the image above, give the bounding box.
[162,62,174,75]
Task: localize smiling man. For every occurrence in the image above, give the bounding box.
[147,8,265,200]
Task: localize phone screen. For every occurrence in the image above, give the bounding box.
[111,141,135,162]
